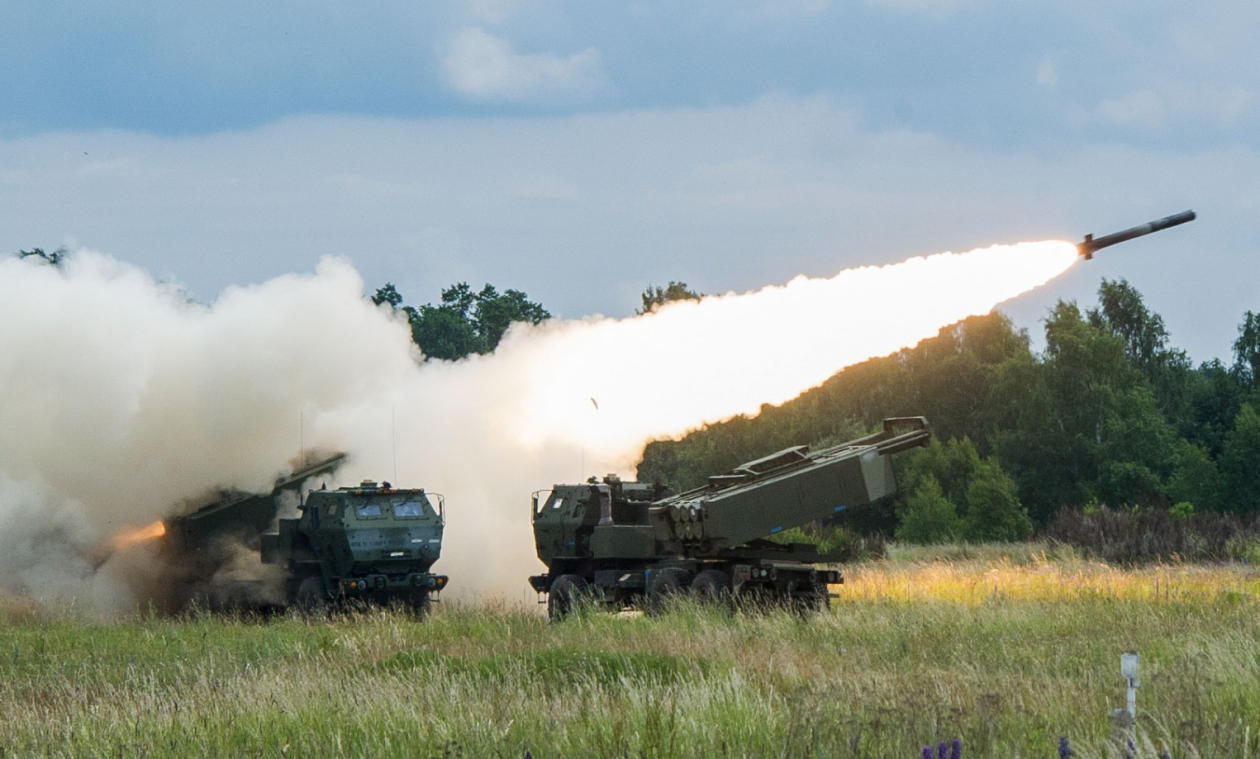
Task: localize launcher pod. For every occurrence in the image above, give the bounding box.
[529,417,930,618]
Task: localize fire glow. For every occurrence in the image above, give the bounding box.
[109,521,167,553]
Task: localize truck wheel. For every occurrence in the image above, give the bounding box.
[791,583,831,617]
[408,592,433,621]
[548,574,589,621]
[809,582,832,613]
[646,567,693,616]
[293,576,329,614]
[691,569,732,607]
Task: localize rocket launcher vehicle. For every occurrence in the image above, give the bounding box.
[530,417,930,618]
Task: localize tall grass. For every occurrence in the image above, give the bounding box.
[2,557,1258,758]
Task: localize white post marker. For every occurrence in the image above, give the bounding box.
[1121,652,1140,738]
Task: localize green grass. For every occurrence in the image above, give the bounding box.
[2,558,1259,758]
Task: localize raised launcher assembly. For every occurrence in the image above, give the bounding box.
[529,417,930,618]
[1077,210,1195,260]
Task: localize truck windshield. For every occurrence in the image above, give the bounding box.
[355,503,382,518]
[394,500,426,517]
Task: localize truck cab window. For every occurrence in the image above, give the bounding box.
[394,501,424,518]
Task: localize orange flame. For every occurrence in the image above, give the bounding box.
[109,520,167,553]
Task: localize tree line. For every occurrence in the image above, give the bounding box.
[371,279,701,359]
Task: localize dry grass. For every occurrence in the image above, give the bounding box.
[1,553,1258,758]
[850,541,1260,605]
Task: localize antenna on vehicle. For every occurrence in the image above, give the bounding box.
[392,405,398,484]
[300,410,305,468]
[582,397,600,482]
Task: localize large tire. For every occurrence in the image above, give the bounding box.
[810,582,832,612]
[646,567,693,616]
[735,583,773,614]
[408,592,433,621]
[690,569,733,607]
[548,574,589,621]
[792,583,832,617]
[292,576,329,614]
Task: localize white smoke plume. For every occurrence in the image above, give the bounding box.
[0,242,1077,611]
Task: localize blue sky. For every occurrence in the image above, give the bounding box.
[1,0,1256,360]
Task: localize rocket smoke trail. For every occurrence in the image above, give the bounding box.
[0,241,1077,611]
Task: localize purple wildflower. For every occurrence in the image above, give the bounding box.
[938,741,948,759]
[950,738,961,759]
[923,747,932,759]
[1160,753,1172,759]
[1059,736,1073,758]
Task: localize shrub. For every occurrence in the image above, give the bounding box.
[1045,506,1260,563]
[896,475,962,544]
[964,466,1033,542]
[768,524,887,561]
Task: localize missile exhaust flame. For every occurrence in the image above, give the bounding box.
[497,240,1080,462]
[109,521,167,553]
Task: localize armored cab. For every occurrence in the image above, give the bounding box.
[529,417,929,618]
[261,480,448,615]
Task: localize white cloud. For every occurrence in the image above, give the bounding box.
[1036,56,1058,89]
[440,27,607,102]
[860,0,983,19]
[465,0,517,24]
[1095,84,1253,129]
[1096,89,1166,127]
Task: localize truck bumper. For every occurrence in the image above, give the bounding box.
[336,573,449,598]
[732,565,841,592]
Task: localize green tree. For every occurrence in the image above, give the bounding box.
[371,283,403,309]
[901,437,982,510]
[1181,359,1244,457]
[637,281,703,315]
[370,281,550,361]
[471,285,551,349]
[895,475,962,544]
[410,304,482,361]
[991,300,1134,518]
[1095,385,1177,506]
[1088,278,1191,416]
[16,247,66,266]
[1233,311,1260,391]
[901,437,1031,541]
[963,464,1032,542]
[1221,403,1260,513]
[1165,440,1223,513]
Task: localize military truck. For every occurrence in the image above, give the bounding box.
[529,417,930,618]
[260,479,448,615]
[161,455,447,615]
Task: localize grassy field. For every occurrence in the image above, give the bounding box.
[2,547,1259,758]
